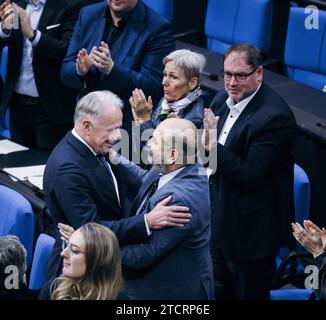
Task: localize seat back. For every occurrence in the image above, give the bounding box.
[28,233,55,290]
[274,164,310,287]
[0,185,34,267]
[0,46,10,139]
[142,0,174,21]
[285,7,326,90]
[204,0,273,55]
[293,163,310,225]
[270,288,313,300]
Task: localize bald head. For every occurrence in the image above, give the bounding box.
[149,119,198,172]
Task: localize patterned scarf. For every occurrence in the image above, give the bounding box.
[158,87,202,121]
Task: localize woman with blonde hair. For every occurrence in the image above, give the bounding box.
[51,222,124,300]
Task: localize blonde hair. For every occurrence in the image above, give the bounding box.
[51,223,123,300]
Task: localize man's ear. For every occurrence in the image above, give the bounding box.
[257,66,263,81]
[168,148,179,164]
[82,119,91,136]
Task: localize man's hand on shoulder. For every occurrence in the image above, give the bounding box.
[146,195,191,230]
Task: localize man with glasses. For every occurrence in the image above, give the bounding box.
[202,43,297,300]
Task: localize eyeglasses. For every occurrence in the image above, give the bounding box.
[220,66,259,82]
[62,240,84,255]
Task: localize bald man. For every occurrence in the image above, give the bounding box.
[115,118,214,300]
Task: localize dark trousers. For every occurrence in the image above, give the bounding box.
[9,93,72,151]
[212,246,276,300]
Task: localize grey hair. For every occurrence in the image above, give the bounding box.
[0,235,27,290]
[73,90,123,124]
[163,49,206,80]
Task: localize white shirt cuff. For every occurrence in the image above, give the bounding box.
[0,24,11,38]
[31,30,41,46]
[144,214,152,236]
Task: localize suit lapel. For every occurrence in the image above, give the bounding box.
[37,0,58,31]
[216,103,230,138]
[223,87,264,148]
[130,168,160,216]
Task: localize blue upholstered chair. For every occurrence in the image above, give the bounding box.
[284,7,326,91]
[270,288,313,300]
[28,233,55,290]
[142,0,174,22]
[204,0,273,55]
[273,164,311,288]
[0,46,10,139]
[0,185,34,267]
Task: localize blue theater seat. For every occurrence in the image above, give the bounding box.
[271,288,313,300]
[0,46,10,139]
[29,233,55,290]
[142,0,174,21]
[204,0,273,55]
[0,185,34,267]
[285,7,326,91]
[273,164,311,288]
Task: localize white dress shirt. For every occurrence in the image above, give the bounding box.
[218,84,261,146]
[0,0,45,97]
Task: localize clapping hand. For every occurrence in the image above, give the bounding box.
[129,88,153,124]
[201,108,219,151]
[76,47,96,76]
[292,219,326,258]
[0,0,15,34]
[93,41,114,75]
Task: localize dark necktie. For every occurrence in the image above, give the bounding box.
[136,174,161,215]
[97,155,113,181]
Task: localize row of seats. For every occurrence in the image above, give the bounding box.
[0,185,55,290]
[145,0,326,92]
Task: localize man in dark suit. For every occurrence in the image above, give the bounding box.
[0,0,85,150]
[60,0,175,140]
[43,90,191,284]
[202,43,297,300]
[113,118,214,299]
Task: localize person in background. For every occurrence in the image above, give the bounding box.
[0,0,85,150]
[51,222,124,300]
[60,0,175,141]
[292,220,326,300]
[130,49,206,130]
[202,43,297,300]
[0,235,38,300]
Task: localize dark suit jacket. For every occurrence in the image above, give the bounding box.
[61,0,175,131]
[43,131,148,279]
[0,0,84,124]
[118,161,214,300]
[209,83,297,263]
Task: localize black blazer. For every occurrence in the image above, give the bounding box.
[43,131,148,279]
[0,0,85,124]
[209,83,297,263]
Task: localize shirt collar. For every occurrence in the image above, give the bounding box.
[104,5,132,25]
[158,167,185,190]
[71,128,97,157]
[226,84,261,113]
[26,0,46,6]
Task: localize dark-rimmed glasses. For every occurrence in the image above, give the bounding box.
[220,66,259,82]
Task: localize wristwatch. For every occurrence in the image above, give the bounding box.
[29,29,37,42]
